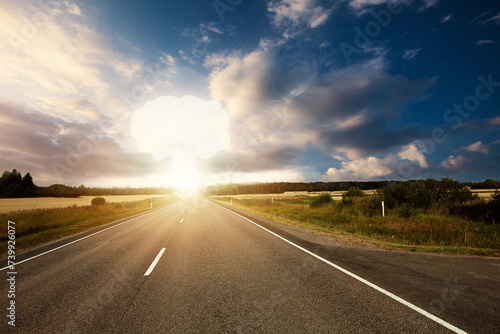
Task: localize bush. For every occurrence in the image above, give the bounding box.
[450,191,500,224]
[381,180,434,211]
[358,195,384,216]
[91,197,106,206]
[435,177,476,205]
[310,193,333,208]
[342,187,364,205]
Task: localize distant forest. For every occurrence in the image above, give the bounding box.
[0,169,174,198]
[203,178,500,195]
[0,169,498,198]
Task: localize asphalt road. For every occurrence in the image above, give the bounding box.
[1,198,498,333]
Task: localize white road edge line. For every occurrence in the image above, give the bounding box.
[215,202,467,334]
[144,248,166,276]
[0,203,176,272]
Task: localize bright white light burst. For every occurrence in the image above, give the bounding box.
[132,95,229,193]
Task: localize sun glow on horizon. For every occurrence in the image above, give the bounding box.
[167,153,206,195]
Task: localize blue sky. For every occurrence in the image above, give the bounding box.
[0,0,499,187]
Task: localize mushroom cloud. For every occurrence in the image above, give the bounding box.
[132,95,229,192]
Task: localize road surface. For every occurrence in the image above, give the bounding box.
[1,198,499,333]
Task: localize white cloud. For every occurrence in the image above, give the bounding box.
[488,116,500,126]
[0,98,169,187]
[477,11,500,26]
[402,48,421,60]
[349,0,391,9]
[267,0,333,36]
[179,22,230,64]
[208,48,292,117]
[421,0,439,9]
[322,143,428,181]
[463,141,489,154]
[322,156,396,181]
[440,13,453,23]
[64,0,82,16]
[206,44,435,178]
[0,1,145,119]
[440,155,466,170]
[399,143,428,168]
[0,0,185,187]
[349,0,438,11]
[474,40,496,46]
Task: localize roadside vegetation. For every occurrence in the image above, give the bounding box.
[213,178,500,257]
[0,196,177,256]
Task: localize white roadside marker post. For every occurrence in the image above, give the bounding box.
[231,197,233,205]
[382,201,385,217]
[150,199,153,210]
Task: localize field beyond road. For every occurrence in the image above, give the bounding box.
[0,195,171,214]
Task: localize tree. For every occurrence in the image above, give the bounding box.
[4,184,23,198]
[6,169,22,186]
[21,172,36,196]
[483,179,500,189]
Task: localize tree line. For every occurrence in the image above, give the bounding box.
[202,181,392,195]
[0,169,174,198]
[1,169,498,198]
[202,179,500,196]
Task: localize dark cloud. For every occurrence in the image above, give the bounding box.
[0,99,166,186]
[282,61,437,158]
[317,119,424,157]
[293,67,437,124]
[198,146,302,174]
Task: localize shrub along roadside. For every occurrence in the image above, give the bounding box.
[0,196,176,256]
[214,189,499,256]
[310,193,333,208]
[91,197,106,206]
[342,187,365,205]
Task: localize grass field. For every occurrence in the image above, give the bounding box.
[210,189,495,201]
[212,193,499,257]
[0,195,172,214]
[0,196,177,256]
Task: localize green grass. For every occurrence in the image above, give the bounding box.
[0,196,177,256]
[214,196,500,257]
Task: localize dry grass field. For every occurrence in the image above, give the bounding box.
[0,195,171,214]
[471,189,498,198]
[0,196,177,255]
[211,189,494,201]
